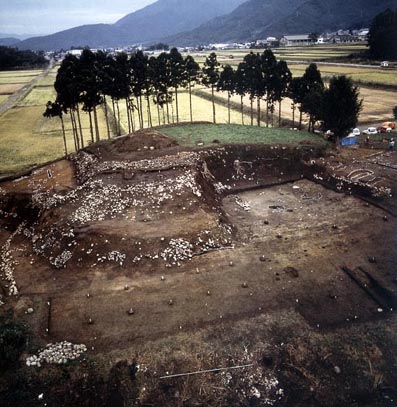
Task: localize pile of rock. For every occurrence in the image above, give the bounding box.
[161,238,193,266]
[0,222,25,297]
[26,341,87,367]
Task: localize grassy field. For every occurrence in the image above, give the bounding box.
[161,123,327,147]
[0,104,113,174]
[0,67,115,175]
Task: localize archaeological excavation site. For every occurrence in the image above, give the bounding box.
[0,127,396,406]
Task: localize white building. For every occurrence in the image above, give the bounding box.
[280,34,315,47]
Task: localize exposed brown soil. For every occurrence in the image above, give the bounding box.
[0,130,396,406]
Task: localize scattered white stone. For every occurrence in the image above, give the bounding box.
[26,341,87,367]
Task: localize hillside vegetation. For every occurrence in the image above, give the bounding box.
[168,0,397,45]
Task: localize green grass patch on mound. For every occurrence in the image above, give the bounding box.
[161,123,327,147]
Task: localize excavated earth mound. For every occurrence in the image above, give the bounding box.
[0,130,397,406]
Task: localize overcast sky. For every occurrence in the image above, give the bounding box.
[0,0,156,37]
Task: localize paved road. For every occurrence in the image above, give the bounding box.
[0,60,53,116]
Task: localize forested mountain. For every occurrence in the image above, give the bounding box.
[114,0,245,41]
[17,0,245,51]
[0,38,20,47]
[167,0,397,45]
[15,0,397,51]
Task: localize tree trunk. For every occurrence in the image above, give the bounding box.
[211,86,216,124]
[170,98,175,124]
[157,103,161,126]
[241,95,244,125]
[60,115,68,156]
[71,110,81,150]
[126,99,132,133]
[166,97,170,124]
[146,95,152,128]
[250,98,253,126]
[116,100,121,136]
[88,110,94,143]
[129,100,135,132]
[278,101,282,127]
[175,86,179,123]
[111,98,118,136]
[292,104,295,128]
[103,96,111,139]
[227,93,231,124]
[266,99,269,128]
[93,106,100,142]
[271,107,274,127]
[76,105,84,148]
[70,112,78,152]
[189,82,193,123]
[139,96,144,128]
[135,97,141,129]
[299,109,302,130]
[257,98,261,127]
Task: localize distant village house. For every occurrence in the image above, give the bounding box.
[280,34,316,47]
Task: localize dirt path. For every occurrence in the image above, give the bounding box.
[0,61,53,116]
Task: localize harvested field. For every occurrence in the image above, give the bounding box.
[0,128,396,406]
[196,85,397,126]
[0,83,26,94]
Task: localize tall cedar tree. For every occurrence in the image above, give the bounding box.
[288,77,305,129]
[368,9,397,60]
[202,53,220,124]
[323,75,363,142]
[154,52,174,124]
[272,60,292,127]
[130,51,149,129]
[184,55,200,123]
[168,48,185,123]
[235,62,247,124]
[300,63,324,132]
[217,65,235,124]
[54,54,82,150]
[96,51,114,138]
[79,49,103,142]
[239,53,261,126]
[260,50,277,127]
[43,101,68,155]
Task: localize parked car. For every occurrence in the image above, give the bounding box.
[348,128,361,137]
[377,125,392,133]
[380,61,389,67]
[382,121,396,129]
[362,127,378,135]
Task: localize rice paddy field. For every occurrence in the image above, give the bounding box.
[0,69,44,105]
[192,44,397,87]
[288,63,397,86]
[197,44,368,63]
[0,66,115,175]
[0,44,395,175]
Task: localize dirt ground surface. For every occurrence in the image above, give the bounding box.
[0,130,396,406]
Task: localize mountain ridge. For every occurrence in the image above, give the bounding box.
[167,0,397,45]
[17,0,245,51]
[16,0,397,51]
